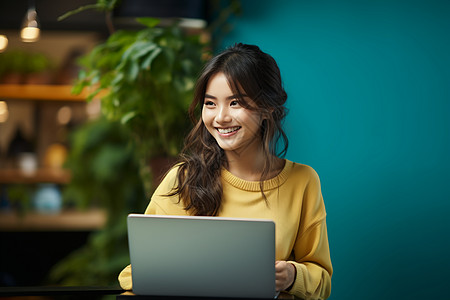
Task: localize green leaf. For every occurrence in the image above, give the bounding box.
[71,80,87,95]
[121,41,147,62]
[86,87,102,102]
[132,43,157,60]
[121,111,137,124]
[111,72,124,86]
[136,17,160,28]
[151,51,172,83]
[78,69,87,80]
[90,73,100,85]
[141,47,162,69]
[127,61,140,81]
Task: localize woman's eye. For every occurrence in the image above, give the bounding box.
[204,100,215,106]
[230,100,240,106]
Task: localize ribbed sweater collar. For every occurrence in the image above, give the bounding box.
[221,159,293,191]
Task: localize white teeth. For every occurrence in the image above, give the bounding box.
[217,127,240,134]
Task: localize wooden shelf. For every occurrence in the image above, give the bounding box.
[0,209,107,231]
[0,168,71,184]
[0,84,92,101]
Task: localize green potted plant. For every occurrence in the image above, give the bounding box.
[0,50,28,83]
[0,50,53,84]
[25,52,54,84]
[71,17,206,195]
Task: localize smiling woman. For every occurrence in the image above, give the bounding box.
[118,43,333,299]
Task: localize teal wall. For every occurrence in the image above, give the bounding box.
[220,0,450,299]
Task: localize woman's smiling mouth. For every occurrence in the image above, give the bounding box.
[216,126,241,135]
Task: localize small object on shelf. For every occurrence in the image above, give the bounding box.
[8,128,33,152]
[17,152,38,175]
[33,183,62,214]
[6,126,37,170]
[43,143,68,169]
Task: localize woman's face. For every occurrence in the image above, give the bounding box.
[202,72,263,155]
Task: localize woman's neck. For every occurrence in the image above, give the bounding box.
[224,147,284,181]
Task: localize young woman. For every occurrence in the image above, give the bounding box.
[118,43,332,299]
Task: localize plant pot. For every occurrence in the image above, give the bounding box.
[1,72,24,84]
[33,183,62,214]
[26,71,54,85]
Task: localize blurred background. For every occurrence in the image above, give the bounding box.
[0,0,449,300]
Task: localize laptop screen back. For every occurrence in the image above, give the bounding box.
[127,214,276,298]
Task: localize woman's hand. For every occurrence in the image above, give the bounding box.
[275,260,296,291]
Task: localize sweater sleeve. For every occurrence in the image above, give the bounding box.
[287,167,333,299]
[118,264,132,290]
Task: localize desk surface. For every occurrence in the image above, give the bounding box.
[0,286,294,299]
[0,286,123,297]
[117,291,295,299]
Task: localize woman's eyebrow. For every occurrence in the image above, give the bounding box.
[227,94,248,100]
[204,93,248,100]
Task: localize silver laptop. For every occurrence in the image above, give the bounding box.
[127,214,277,299]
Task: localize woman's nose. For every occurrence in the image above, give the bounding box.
[216,106,232,123]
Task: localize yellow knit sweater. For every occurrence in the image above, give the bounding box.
[118,160,332,299]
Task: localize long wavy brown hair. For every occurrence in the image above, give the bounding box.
[168,43,288,216]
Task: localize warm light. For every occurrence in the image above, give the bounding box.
[0,101,9,123]
[21,8,40,42]
[21,27,40,42]
[86,98,102,119]
[0,35,8,52]
[57,106,72,125]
